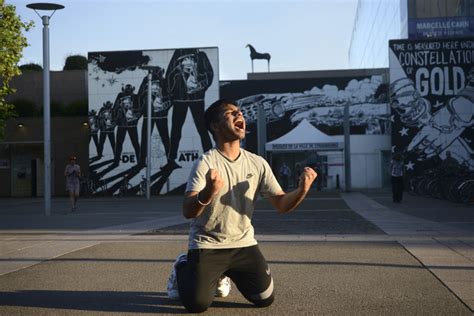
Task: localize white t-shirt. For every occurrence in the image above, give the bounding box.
[186,148,282,249]
[390,160,404,177]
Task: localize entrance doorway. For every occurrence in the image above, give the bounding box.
[11,145,43,197]
[271,152,328,189]
[381,150,391,188]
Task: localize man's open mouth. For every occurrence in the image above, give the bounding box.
[235,120,245,130]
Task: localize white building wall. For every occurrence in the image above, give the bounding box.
[348,0,406,69]
[333,135,391,188]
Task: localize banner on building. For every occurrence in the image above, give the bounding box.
[389,37,473,202]
[220,74,390,153]
[408,17,474,39]
[87,47,219,196]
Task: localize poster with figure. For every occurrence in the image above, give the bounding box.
[87,47,219,196]
[220,75,390,153]
[389,37,474,202]
[88,109,100,157]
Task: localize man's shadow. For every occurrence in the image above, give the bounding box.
[0,290,253,313]
[0,290,183,314]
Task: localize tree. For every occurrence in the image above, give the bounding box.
[0,1,33,139]
[63,55,87,70]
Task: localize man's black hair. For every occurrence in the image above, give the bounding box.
[204,98,239,139]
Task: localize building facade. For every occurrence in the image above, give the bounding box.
[0,117,89,197]
[6,70,87,107]
[1,70,89,197]
[3,66,393,197]
[232,68,391,189]
[349,0,474,69]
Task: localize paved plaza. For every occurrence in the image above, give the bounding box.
[0,190,472,315]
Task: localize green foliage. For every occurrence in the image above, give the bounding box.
[50,100,88,116]
[63,55,87,70]
[12,99,88,117]
[50,101,64,116]
[65,100,88,115]
[19,63,43,71]
[11,98,38,116]
[0,1,34,139]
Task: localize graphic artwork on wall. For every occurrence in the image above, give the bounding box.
[220,75,389,153]
[87,47,219,196]
[389,37,474,202]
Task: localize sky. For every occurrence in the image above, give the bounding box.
[9,0,359,80]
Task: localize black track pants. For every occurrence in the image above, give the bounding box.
[176,245,274,313]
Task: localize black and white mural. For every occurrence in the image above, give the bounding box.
[389,37,474,202]
[220,76,389,153]
[221,75,389,189]
[87,48,219,196]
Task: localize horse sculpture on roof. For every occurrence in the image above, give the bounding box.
[246,44,271,73]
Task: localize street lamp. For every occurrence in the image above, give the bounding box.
[141,66,155,200]
[26,3,64,216]
[343,102,351,192]
[257,104,266,158]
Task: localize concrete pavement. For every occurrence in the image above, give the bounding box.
[0,190,472,315]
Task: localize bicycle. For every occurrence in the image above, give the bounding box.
[138,175,147,196]
[80,177,96,198]
[118,175,133,197]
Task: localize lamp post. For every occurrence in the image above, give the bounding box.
[343,102,351,192]
[146,71,152,200]
[141,66,156,200]
[26,3,64,216]
[257,104,266,158]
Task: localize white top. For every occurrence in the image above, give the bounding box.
[186,148,282,249]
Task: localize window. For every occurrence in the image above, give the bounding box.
[412,0,473,18]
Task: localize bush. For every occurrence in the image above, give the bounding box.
[63,55,87,70]
[19,63,43,72]
[50,101,64,116]
[11,99,88,117]
[65,100,88,116]
[46,100,88,116]
[11,99,39,116]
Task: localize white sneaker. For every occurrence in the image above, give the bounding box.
[215,276,231,298]
[167,253,187,300]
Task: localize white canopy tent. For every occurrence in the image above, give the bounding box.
[265,119,344,190]
[265,119,343,152]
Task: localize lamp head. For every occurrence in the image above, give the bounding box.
[26,3,64,10]
[26,3,64,19]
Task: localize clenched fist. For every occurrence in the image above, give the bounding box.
[298,167,317,192]
[206,168,224,196]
